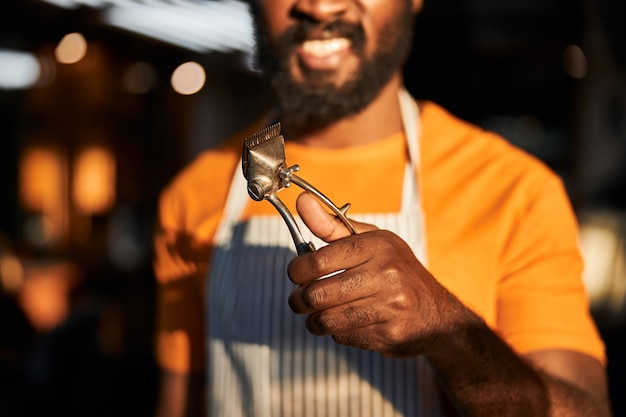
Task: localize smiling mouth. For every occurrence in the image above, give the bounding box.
[301,38,351,58]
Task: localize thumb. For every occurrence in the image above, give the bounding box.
[295,192,377,243]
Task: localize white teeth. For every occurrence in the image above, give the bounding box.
[302,38,350,57]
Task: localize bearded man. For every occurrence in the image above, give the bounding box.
[153,1,610,416]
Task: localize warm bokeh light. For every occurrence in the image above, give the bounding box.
[579,211,626,320]
[55,32,88,64]
[73,146,116,215]
[123,61,158,94]
[20,147,65,213]
[17,262,79,333]
[19,147,68,246]
[24,214,61,247]
[562,44,588,79]
[0,254,25,294]
[171,61,205,95]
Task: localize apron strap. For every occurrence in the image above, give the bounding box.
[399,88,421,170]
[213,164,249,247]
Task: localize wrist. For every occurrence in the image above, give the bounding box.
[422,287,484,363]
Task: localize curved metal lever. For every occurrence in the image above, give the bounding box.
[280,165,357,236]
[266,194,316,255]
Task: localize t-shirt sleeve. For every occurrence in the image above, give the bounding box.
[496,174,606,363]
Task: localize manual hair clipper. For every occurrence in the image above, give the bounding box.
[242,123,357,254]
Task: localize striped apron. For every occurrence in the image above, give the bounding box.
[207,91,442,417]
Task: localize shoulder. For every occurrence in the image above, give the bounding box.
[417,102,586,333]
[163,139,241,205]
[419,101,561,207]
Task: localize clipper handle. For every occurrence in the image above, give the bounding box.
[266,194,315,255]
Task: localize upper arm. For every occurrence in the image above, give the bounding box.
[496,176,610,413]
[154,369,206,417]
[155,370,189,417]
[497,176,606,362]
[153,194,210,416]
[154,187,211,374]
[155,271,206,374]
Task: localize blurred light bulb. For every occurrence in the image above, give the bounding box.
[171,61,205,95]
[73,146,116,215]
[562,44,588,79]
[123,61,158,94]
[0,48,41,90]
[0,254,24,294]
[55,32,88,64]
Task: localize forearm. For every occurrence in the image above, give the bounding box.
[538,371,610,417]
[425,302,609,417]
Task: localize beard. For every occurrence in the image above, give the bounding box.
[251,3,415,128]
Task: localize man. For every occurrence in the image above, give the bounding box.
[153,0,611,416]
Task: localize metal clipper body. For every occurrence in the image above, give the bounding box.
[242,123,357,254]
[242,124,286,201]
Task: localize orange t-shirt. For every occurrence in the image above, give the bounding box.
[153,101,605,373]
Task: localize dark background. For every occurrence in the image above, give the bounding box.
[0,0,624,416]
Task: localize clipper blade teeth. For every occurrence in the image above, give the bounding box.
[244,122,282,148]
[242,122,283,180]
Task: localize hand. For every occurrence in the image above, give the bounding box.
[288,192,458,358]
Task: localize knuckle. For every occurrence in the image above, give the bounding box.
[331,333,347,346]
[382,263,402,282]
[301,285,327,309]
[385,325,407,346]
[344,236,365,258]
[390,292,411,311]
[333,333,374,351]
[286,261,297,282]
[373,229,395,246]
[309,252,332,276]
[378,262,404,287]
[311,311,337,335]
[287,251,334,283]
[288,291,303,313]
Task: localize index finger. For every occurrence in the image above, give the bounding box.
[287,232,375,285]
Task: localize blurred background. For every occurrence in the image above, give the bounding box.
[0,0,624,415]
